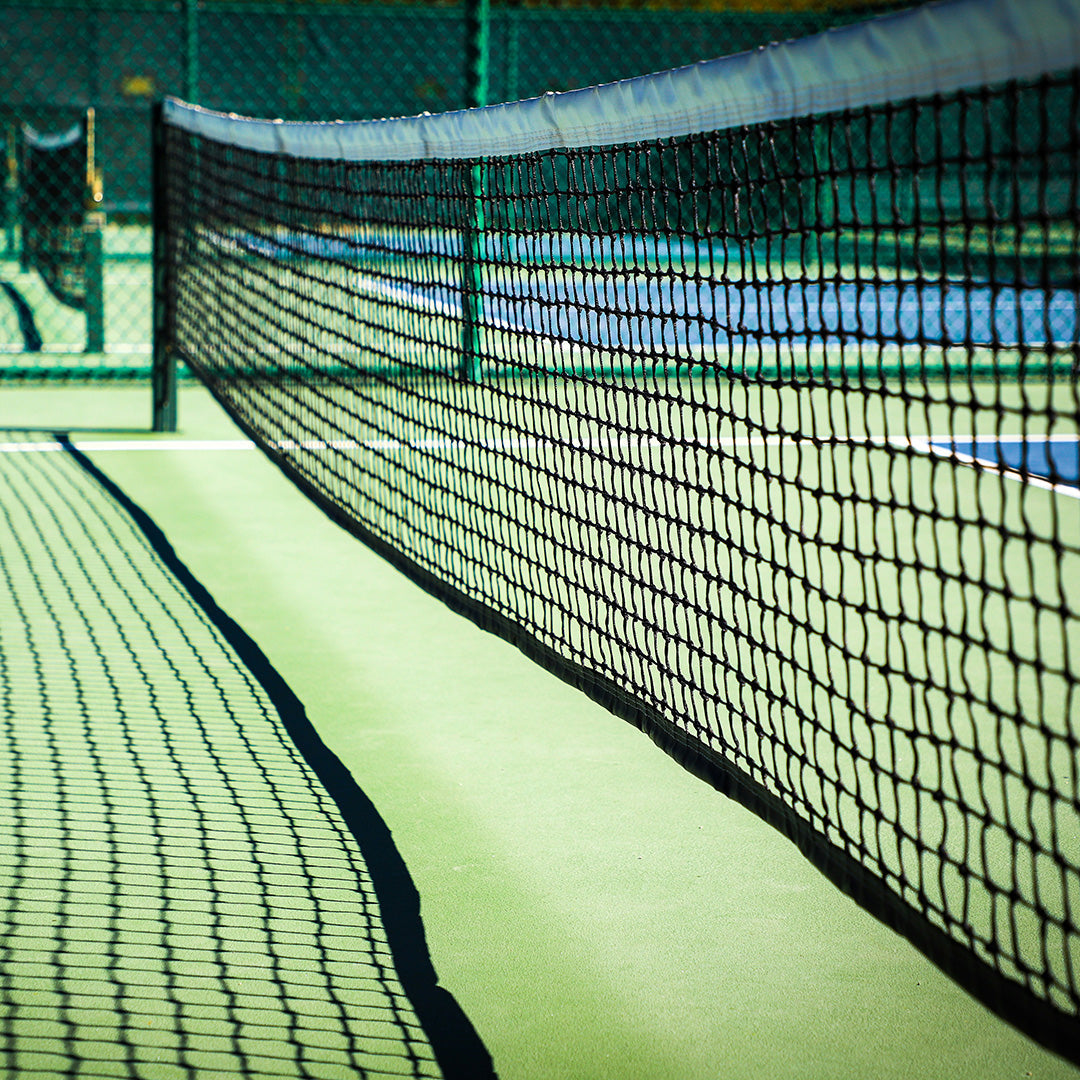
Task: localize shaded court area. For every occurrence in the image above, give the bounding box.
[0,419,492,1079]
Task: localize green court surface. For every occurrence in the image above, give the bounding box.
[2,383,1078,1080]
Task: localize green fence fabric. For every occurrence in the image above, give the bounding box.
[0,0,907,368]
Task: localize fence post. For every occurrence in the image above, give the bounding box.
[3,125,15,259]
[460,0,490,383]
[506,8,519,103]
[17,119,28,270]
[184,0,199,102]
[465,0,490,110]
[83,212,105,352]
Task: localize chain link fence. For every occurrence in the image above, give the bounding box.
[1,0,909,376]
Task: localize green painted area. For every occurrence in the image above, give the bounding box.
[0,384,1078,1079]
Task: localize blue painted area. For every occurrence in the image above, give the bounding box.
[929,436,1080,487]
[486,277,1080,350]
[224,228,1080,351]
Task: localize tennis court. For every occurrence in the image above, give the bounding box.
[1,381,1077,1080]
[2,0,1079,1074]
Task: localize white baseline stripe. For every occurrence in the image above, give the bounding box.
[0,440,257,453]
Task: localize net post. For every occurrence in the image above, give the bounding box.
[151,101,177,433]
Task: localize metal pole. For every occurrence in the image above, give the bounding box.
[284,10,305,118]
[460,0,491,382]
[465,0,490,110]
[83,215,106,352]
[17,123,28,271]
[507,7,519,104]
[184,0,199,102]
[3,125,15,259]
[83,107,105,352]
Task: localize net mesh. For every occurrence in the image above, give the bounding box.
[18,115,92,312]
[155,3,1080,1060]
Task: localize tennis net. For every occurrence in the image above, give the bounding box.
[152,0,1080,1060]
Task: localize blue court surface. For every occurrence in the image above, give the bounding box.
[928,435,1080,490]
[224,229,1080,350]
[485,278,1080,351]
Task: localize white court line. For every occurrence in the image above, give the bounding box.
[0,439,256,453]
[0,344,152,355]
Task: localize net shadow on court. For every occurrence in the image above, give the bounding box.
[0,433,495,1080]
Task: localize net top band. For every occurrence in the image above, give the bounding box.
[162,0,1080,162]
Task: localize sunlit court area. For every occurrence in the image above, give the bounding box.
[2,0,1080,1077]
